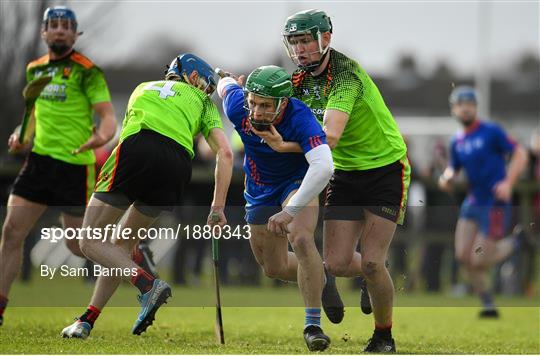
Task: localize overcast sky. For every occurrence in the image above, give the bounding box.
[25,1,540,75]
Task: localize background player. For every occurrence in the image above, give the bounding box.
[61,53,232,338]
[217,65,335,351]
[438,85,528,318]
[0,6,116,326]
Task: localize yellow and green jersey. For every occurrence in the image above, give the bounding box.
[292,49,407,171]
[119,80,222,158]
[26,51,111,165]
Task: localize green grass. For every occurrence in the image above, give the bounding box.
[1,306,539,354]
[6,275,539,308]
[0,278,539,354]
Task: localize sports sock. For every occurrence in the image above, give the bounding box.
[79,305,100,327]
[305,308,321,329]
[131,268,155,294]
[0,294,8,317]
[480,291,495,309]
[374,323,392,341]
[131,244,143,265]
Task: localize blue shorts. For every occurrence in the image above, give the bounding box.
[459,196,512,239]
[244,177,303,225]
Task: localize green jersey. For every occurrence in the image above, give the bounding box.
[26,51,111,165]
[292,49,407,170]
[120,80,222,158]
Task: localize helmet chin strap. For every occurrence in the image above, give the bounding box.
[309,47,329,73]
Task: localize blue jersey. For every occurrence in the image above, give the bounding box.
[450,120,516,203]
[222,83,326,186]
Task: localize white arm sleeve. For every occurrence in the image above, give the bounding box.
[283,144,334,216]
[217,77,238,99]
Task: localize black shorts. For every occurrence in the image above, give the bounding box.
[11,152,95,216]
[94,130,192,214]
[324,156,411,224]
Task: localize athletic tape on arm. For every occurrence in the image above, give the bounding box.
[217,77,238,99]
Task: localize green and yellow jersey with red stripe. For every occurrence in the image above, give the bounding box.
[292,49,407,171]
[26,51,111,165]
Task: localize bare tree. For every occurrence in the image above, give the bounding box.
[0,0,49,154]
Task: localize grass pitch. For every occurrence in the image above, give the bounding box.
[0,277,538,354]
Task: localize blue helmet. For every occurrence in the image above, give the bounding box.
[449,85,477,105]
[43,6,78,30]
[165,53,216,95]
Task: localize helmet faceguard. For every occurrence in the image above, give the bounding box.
[282,9,332,71]
[283,31,330,72]
[243,92,286,131]
[243,66,292,131]
[165,53,216,96]
[43,6,78,32]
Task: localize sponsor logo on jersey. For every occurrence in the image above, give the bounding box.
[300,86,321,100]
[313,85,321,100]
[35,67,58,78]
[310,108,326,118]
[40,83,67,102]
[456,137,484,154]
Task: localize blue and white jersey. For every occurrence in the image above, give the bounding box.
[450,120,516,204]
[222,83,326,186]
